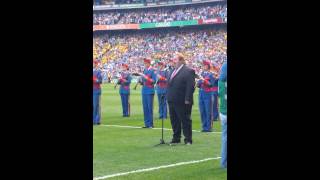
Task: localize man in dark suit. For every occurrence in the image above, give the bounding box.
[167,53,196,145]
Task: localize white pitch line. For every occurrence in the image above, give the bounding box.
[93,157,221,180]
[100,124,221,134]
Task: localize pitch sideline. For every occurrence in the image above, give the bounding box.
[93,157,221,180]
[100,124,222,134]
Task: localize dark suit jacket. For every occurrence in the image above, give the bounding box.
[167,65,195,105]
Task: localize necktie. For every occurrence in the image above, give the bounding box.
[170,68,178,81]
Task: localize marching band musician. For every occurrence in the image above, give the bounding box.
[139,58,157,128]
[196,60,215,132]
[118,63,132,117]
[155,61,169,119]
[93,59,102,125]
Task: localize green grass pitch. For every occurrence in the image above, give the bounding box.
[93,84,227,180]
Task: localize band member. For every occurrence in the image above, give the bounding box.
[139,58,156,128]
[118,63,132,117]
[93,60,102,125]
[156,61,169,119]
[196,60,215,132]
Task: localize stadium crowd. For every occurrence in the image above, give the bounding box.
[93,27,227,81]
[93,3,227,25]
[95,0,226,6]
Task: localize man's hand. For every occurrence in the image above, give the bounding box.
[196,77,204,81]
[185,100,190,105]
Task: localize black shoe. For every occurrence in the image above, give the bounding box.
[97,122,100,125]
[142,126,148,128]
[184,139,192,145]
[169,139,181,145]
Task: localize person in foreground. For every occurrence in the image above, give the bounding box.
[218,60,227,168]
[166,53,195,145]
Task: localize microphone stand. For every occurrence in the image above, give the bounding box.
[155,94,168,146]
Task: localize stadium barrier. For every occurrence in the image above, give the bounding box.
[93,18,226,31]
[93,24,139,31]
[139,20,198,29]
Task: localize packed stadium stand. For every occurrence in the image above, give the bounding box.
[93,0,227,82]
[93,3,227,25]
